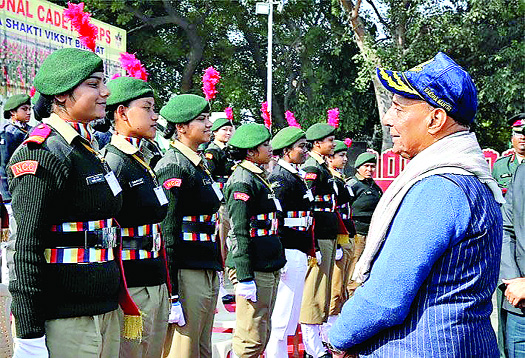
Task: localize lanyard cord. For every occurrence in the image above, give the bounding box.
[131,153,159,186]
[80,141,111,173]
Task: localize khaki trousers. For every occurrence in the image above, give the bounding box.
[347,234,367,296]
[163,269,219,358]
[228,269,280,358]
[299,238,337,324]
[45,310,120,358]
[328,245,353,315]
[119,284,169,358]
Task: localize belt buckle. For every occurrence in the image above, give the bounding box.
[152,232,161,251]
[93,227,119,249]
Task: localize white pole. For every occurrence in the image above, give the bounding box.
[267,0,273,130]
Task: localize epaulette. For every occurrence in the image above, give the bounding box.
[23,123,51,145]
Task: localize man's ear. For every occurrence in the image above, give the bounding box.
[54,93,68,104]
[116,105,127,120]
[427,108,448,135]
[176,123,187,134]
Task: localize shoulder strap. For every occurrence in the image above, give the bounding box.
[23,123,51,145]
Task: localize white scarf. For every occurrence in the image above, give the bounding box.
[352,131,505,284]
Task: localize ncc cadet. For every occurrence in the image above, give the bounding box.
[0,94,32,215]
[346,152,382,297]
[322,139,356,341]
[224,123,286,358]
[204,117,235,270]
[492,113,525,195]
[265,126,313,358]
[155,94,223,358]
[104,76,169,358]
[299,122,337,358]
[7,48,142,357]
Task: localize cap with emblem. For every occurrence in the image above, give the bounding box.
[333,140,347,154]
[106,77,154,106]
[3,94,31,119]
[34,48,104,96]
[271,126,306,150]
[211,117,233,132]
[377,52,477,125]
[355,152,377,169]
[305,123,336,141]
[160,94,209,124]
[507,113,525,134]
[229,123,270,149]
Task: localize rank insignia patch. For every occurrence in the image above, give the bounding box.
[11,160,38,177]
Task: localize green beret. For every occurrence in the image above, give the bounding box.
[333,140,347,154]
[211,117,233,132]
[106,77,154,106]
[160,94,209,124]
[355,152,377,169]
[306,123,336,141]
[271,126,306,150]
[229,123,270,149]
[3,94,30,119]
[34,48,103,96]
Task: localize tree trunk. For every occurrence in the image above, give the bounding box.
[339,0,393,150]
[181,24,204,93]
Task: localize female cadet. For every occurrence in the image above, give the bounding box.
[265,126,313,358]
[104,76,169,358]
[300,123,337,358]
[322,140,355,341]
[204,117,235,271]
[224,123,286,358]
[8,48,126,357]
[155,94,223,358]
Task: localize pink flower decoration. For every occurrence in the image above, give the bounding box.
[327,108,340,128]
[285,110,301,128]
[261,101,271,129]
[63,2,98,52]
[110,73,122,80]
[29,86,36,98]
[344,138,353,147]
[202,66,221,101]
[225,107,233,121]
[118,53,148,81]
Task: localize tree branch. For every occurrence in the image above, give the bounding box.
[364,0,391,32]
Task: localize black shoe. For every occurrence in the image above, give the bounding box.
[303,352,314,358]
[221,294,235,304]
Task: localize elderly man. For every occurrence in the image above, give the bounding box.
[329,52,504,357]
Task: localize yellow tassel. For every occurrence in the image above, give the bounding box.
[337,234,350,245]
[308,256,318,267]
[122,314,143,340]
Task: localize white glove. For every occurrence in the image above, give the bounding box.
[316,251,322,265]
[168,301,186,326]
[335,248,344,261]
[14,336,49,358]
[280,262,289,281]
[236,280,257,302]
[4,203,12,216]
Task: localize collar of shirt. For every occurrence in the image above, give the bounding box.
[213,139,226,150]
[171,139,202,166]
[355,172,365,180]
[277,158,299,174]
[309,150,326,165]
[12,120,29,132]
[44,114,92,145]
[516,152,525,164]
[329,166,343,179]
[110,134,140,155]
[240,159,264,174]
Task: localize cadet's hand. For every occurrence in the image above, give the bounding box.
[503,278,525,307]
[335,248,344,261]
[168,301,186,326]
[14,335,49,358]
[280,263,288,281]
[315,251,322,265]
[236,280,257,302]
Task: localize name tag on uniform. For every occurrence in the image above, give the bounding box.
[304,189,314,202]
[86,173,105,185]
[154,186,169,206]
[212,182,224,201]
[129,178,144,188]
[105,172,122,196]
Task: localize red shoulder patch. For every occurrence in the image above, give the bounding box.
[234,192,250,201]
[305,173,317,180]
[11,160,38,177]
[205,152,213,160]
[163,178,182,189]
[23,123,51,145]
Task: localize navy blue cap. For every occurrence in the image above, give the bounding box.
[377,52,478,124]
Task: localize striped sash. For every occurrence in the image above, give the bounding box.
[45,247,114,264]
[51,219,114,232]
[122,249,160,260]
[249,212,278,237]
